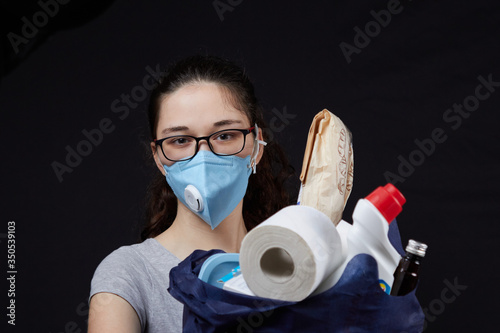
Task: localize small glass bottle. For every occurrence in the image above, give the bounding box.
[390,239,428,296]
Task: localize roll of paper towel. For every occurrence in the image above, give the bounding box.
[239,205,345,301]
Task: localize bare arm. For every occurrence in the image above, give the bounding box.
[88,292,142,333]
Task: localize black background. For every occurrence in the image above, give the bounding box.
[1,0,499,331]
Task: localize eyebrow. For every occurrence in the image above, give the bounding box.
[160,126,189,136]
[213,119,243,127]
[160,119,244,137]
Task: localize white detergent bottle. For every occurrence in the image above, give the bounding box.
[348,183,405,294]
[314,183,405,295]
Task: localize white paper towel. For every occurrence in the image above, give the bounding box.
[314,219,352,295]
[239,205,345,301]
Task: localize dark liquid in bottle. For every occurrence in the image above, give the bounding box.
[391,253,422,296]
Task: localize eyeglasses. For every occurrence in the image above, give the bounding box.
[154,127,255,162]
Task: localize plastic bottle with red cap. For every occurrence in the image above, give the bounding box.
[315,183,406,295]
[349,183,406,294]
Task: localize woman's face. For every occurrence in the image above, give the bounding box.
[152,82,258,170]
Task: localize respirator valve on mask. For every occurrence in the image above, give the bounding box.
[185,185,204,212]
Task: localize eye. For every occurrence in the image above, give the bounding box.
[217,133,231,141]
[214,131,238,141]
[167,136,193,146]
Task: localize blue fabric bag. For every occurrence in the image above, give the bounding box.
[169,222,425,332]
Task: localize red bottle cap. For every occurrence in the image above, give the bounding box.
[365,183,406,223]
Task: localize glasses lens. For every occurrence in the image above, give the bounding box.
[161,136,197,161]
[209,130,246,155]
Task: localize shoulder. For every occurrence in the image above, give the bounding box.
[91,239,184,332]
[91,239,177,288]
[91,241,149,295]
[90,239,180,292]
[95,241,149,273]
[90,239,181,328]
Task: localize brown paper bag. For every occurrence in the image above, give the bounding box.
[298,109,354,225]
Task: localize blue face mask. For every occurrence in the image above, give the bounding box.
[163,151,253,229]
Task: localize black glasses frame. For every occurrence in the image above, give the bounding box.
[154,127,255,162]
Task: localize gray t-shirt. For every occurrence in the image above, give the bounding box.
[90,238,183,332]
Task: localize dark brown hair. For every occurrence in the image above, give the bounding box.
[141,55,295,240]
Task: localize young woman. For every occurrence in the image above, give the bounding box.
[88,55,293,332]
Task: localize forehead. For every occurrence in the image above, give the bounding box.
[157,82,250,128]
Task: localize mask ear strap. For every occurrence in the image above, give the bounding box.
[250,123,267,174]
[155,148,169,175]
